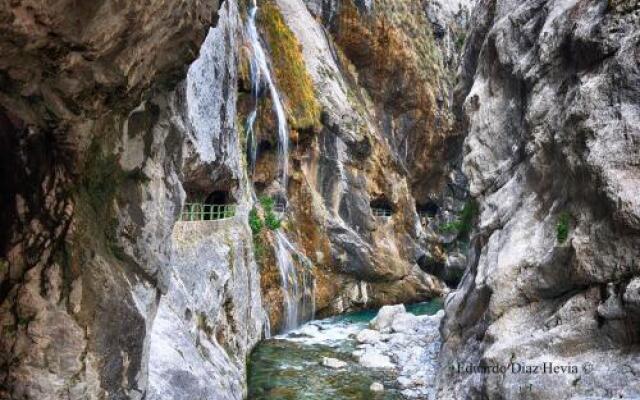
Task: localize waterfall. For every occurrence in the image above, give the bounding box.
[275,231,315,331]
[246,109,258,174]
[246,0,289,186]
[245,0,314,332]
[263,312,272,339]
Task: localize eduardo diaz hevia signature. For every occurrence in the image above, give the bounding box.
[451,361,594,375]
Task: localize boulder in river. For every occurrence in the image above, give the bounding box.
[369,305,406,332]
[391,313,420,334]
[370,382,384,392]
[356,329,382,344]
[322,357,347,369]
[357,351,394,369]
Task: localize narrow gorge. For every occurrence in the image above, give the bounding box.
[0,0,638,399]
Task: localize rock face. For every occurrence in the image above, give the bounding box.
[144,6,266,399]
[439,1,640,399]
[148,219,264,400]
[0,0,266,398]
[0,0,465,396]
[255,0,479,320]
[6,0,637,398]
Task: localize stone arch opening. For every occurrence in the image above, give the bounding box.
[205,190,231,205]
[258,139,274,153]
[370,196,393,217]
[181,188,237,221]
[201,190,235,221]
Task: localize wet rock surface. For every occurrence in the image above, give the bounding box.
[268,0,478,317]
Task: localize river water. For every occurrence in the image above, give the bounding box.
[247,300,444,399]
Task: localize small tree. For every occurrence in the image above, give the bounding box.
[259,196,282,230]
[438,200,477,239]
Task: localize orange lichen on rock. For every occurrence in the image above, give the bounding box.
[333,0,452,198]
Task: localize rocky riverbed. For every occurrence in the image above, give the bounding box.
[355,305,445,399]
[248,300,444,399]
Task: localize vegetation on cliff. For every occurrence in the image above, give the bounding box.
[440,200,477,239]
[556,212,571,244]
[258,0,321,131]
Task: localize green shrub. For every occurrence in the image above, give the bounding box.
[259,196,275,211]
[249,207,263,235]
[439,221,459,234]
[457,200,477,236]
[556,212,571,244]
[259,196,281,231]
[265,212,282,230]
[438,200,477,238]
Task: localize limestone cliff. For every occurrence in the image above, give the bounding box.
[0,0,465,397]
[0,1,265,398]
[438,0,640,398]
[248,0,477,324]
[3,0,637,398]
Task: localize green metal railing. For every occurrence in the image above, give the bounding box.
[372,208,393,217]
[180,203,237,221]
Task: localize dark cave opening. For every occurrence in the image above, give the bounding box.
[202,190,235,221]
[205,190,232,205]
[370,197,393,217]
[416,201,439,218]
[180,188,237,221]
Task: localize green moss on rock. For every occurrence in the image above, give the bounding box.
[258,1,321,131]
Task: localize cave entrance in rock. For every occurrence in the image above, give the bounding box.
[205,190,230,205]
[202,190,235,221]
[271,194,287,214]
[180,190,237,221]
[370,197,393,218]
[417,201,439,223]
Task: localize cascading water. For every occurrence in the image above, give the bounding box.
[246,109,258,174]
[245,0,314,332]
[246,0,289,185]
[275,232,315,331]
